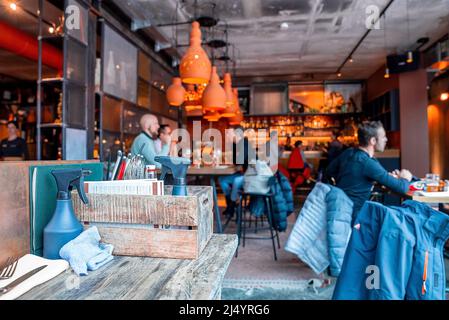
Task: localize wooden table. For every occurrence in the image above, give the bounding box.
[187,166,242,234]
[408,192,449,204]
[19,234,238,300]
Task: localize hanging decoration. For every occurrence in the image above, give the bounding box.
[220,73,236,118]
[202,66,226,111]
[166,77,186,106]
[179,21,212,85]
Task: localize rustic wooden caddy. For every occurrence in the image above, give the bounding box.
[73,186,213,260]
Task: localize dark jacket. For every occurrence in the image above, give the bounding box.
[0,137,28,159]
[249,171,294,232]
[326,148,410,217]
[333,200,449,300]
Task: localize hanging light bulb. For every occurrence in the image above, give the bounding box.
[220,73,236,118]
[337,72,342,78]
[202,66,226,111]
[407,50,414,64]
[440,92,449,101]
[166,77,186,106]
[9,2,17,11]
[179,21,212,85]
[384,67,390,79]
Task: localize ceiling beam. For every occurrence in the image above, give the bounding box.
[336,0,395,74]
[298,0,323,58]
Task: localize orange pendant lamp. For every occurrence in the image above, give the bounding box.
[179,21,212,85]
[220,73,236,118]
[229,89,243,125]
[166,77,186,106]
[202,66,226,111]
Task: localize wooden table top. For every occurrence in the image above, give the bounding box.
[187,165,242,176]
[407,192,449,204]
[19,234,238,300]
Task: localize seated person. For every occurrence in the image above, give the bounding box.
[154,124,172,154]
[287,140,312,189]
[0,121,28,160]
[325,121,412,217]
[131,114,170,168]
[219,125,256,217]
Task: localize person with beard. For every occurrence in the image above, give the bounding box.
[326,121,412,217]
[131,114,171,169]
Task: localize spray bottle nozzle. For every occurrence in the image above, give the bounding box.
[51,168,91,204]
[154,156,191,196]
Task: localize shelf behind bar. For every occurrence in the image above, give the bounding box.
[244,112,363,117]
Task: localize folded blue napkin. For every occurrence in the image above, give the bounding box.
[59,226,114,276]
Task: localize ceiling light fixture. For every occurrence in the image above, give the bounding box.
[349,57,354,63]
[179,21,212,85]
[49,26,55,34]
[280,22,289,30]
[337,72,342,78]
[384,67,390,79]
[220,73,236,118]
[441,92,449,101]
[407,50,414,64]
[9,2,17,10]
[202,66,226,111]
[166,77,186,106]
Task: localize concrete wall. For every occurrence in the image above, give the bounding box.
[398,69,430,177]
[366,66,430,177]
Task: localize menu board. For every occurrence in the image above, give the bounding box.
[103,25,137,103]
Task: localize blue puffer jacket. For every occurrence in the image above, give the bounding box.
[326,185,354,276]
[333,200,449,300]
[285,183,353,276]
[248,171,294,232]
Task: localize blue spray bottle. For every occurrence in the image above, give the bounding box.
[43,168,91,259]
[155,156,191,196]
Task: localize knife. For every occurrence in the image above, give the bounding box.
[0,265,47,295]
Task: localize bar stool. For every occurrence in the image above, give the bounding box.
[235,176,281,261]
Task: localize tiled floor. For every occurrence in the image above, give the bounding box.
[217,194,334,299]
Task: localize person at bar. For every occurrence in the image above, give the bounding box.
[326,131,344,165]
[325,121,412,217]
[219,125,256,218]
[283,136,293,152]
[0,121,28,160]
[131,114,171,168]
[154,124,172,154]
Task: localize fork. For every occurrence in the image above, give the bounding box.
[0,257,19,280]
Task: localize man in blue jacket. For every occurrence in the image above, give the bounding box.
[326,121,412,218]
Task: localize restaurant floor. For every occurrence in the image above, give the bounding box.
[219,195,336,300]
